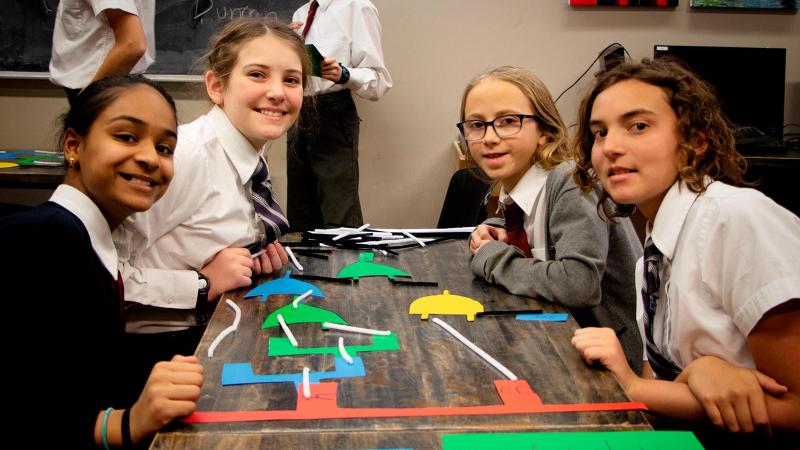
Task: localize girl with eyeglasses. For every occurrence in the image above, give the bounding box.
[460,66,644,372]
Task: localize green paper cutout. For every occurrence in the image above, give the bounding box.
[268,333,400,357]
[336,252,412,280]
[441,431,703,450]
[262,302,348,329]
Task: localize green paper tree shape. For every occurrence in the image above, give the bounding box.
[262,302,348,329]
[336,252,412,280]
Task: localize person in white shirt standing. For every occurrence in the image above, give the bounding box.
[49,0,155,105]
[288,0,392,231]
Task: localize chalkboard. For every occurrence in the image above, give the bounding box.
[0,0,307,77]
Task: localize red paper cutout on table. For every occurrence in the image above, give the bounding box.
[184,379,646,423]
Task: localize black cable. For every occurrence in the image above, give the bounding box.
[554,42,625,104]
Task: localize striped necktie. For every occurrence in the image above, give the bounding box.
[641,237,682,380]
[251,157,290,244]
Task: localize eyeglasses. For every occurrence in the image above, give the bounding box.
[456,114,537,141]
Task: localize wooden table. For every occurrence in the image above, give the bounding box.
[151,239,650,449]
[0,165,64,188]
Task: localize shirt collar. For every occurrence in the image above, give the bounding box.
[316,0,333,11]
[497,164,548,216]
[647,178,709,261]
[49,184,119,279]
[206,105,265,184]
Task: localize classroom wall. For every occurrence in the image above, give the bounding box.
[1,1,798,227]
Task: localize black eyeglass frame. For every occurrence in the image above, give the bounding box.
[456,114,538,141]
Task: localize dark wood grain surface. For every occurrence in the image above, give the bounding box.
[0,165,64,188]
[151,239,650,449]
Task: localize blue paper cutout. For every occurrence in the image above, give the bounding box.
[244,271,325,301]
[222,357,366,386]
[516,313,569,322]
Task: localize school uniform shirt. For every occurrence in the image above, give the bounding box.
[293,0,392,100]
[638,179,800,374]
[115,105,268,333]
[49,0,156,89]
[497,163,549,260]
[472,162,644,373]
[1,184,127,447]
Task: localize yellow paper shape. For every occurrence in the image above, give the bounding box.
[0,162,19,169]
[409,290,484,321]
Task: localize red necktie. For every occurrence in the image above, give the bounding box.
[504,202,532,258]
[301,0,319,40]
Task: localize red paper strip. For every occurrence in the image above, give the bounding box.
[184,380,646,423]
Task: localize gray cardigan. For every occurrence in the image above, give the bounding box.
[471,162,644,373]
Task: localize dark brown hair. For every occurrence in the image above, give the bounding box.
[203,17,311,89]
[59,75,176,148]
[572,58,746,220]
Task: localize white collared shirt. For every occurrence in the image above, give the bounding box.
[114,106,269,331]
[293,0,392,100]
[49,0,155,89]
[50,184,118,280]
[635,180,800,371]
[498,164,549,260]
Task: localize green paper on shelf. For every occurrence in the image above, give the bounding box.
[336,252,412,280]
[441,430,703,450]
[262,302,348,329]
[268,333,400,357]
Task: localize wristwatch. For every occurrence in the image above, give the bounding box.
[196,271,210,314]
[336,63,350,84]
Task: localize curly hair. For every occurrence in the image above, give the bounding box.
[458,66,572,172]
[572,58,746,220]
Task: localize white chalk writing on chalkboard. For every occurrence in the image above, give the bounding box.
[0,0,307,77]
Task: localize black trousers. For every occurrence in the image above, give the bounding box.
[287,89,362,231]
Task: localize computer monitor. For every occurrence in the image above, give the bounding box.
[653,44,786,141]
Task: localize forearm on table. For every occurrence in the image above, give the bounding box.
[626,377,707,422]
[472,241,601,306]
[122,265,198,309]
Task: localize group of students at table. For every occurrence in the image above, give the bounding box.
[1,15,797,450]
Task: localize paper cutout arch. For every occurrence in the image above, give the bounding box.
[244,271,325,301]
[409,290,485,321]
[262,303,348,329]
[336,252,412,280]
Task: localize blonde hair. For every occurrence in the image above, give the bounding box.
[459,66,571,170]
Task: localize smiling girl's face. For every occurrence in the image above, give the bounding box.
[206,33,304,149]
[64,84,177,229]
[463,77,549,193]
